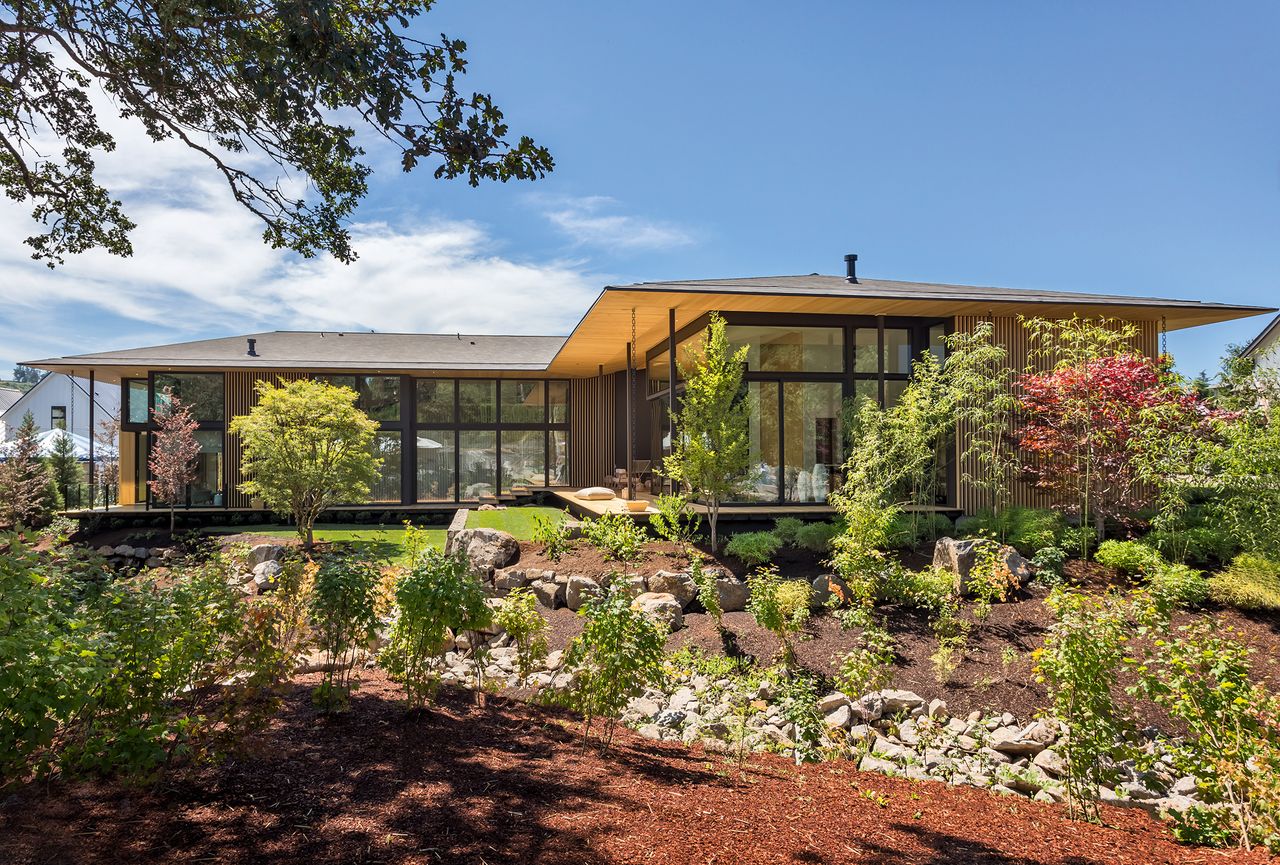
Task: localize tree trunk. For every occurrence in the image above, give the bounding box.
[708,498,719,552]
[305,522,315,551]
[169,506,175,535]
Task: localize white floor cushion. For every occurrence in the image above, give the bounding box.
[575,486,616,501]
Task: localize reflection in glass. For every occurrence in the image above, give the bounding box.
[370,432,402,502]
[929,323,948,365]
[501,429,546,491]
[728,325,844,373]
[127,380,149,424]
[884,329,912,374]
[548,381,568,424]
[736,381,778,502]
[549,429,568,485]
[416,379,455,424]
[416,430,455,501]
[459,381,496,424]
[854,327,879,373]
[459,430,497,497]
[783,382,842,502]
[501,380,544,423]
[885,380,909,408]
[153,373,224,421]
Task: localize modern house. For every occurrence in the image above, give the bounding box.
[1,373,119,445]
[1242,313,1280,375]
[0,386,22,439]
[26,258,1275,518]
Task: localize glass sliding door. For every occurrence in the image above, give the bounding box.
[500,430,546,491]
[370,432,402,502]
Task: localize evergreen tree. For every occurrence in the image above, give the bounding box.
[46,431,83,508]
[0,412,54,528]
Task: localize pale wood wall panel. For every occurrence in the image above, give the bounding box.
[225,371,308,507]
[953,315,1160,513]
[568,372,622,488]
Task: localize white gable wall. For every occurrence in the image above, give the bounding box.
[0,374,120,442]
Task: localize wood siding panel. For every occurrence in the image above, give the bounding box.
[953,315,1160,513]
[568,372,622,488]
[225,371,308,507]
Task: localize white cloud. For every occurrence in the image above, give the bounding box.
[538,194,695,251]
[0,96,606,369]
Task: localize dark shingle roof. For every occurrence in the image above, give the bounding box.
[28,331,567,372]
[1242,313,1280,359]
[609,274,1273,314]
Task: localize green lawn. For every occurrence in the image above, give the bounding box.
[465,506,564,538]
[207,506,564,563]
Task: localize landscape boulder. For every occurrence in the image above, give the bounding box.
[715,574,750,612]
[530,578,566,610]
[247,543,286,567]
[932,537,1032,598]
[565,575,603,611]
[632,592,684,632]
[647,570,697,608]
[252,559,283,593]
[810,573,850,608]
[446,528,520,578]
[492,567,531,593]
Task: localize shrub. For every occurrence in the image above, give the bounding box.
[649,494,702,546]
[1095,539,1163,574]
[834,616,895,699]
[493,587,549,685]
[1129,620,1280,853]
[885,512,955,549]
[1030,545,1066,586]
[561,588,666,750]
[877,564,954,614]
[779,671,825,763]
[725,530,781,566]
[1034,588,1131,822]
[746,565,811,668]
[1147,562,1209,610]
[381,549,491,709]
[929,599,970,684]
[689,554,722,629]
[772,517,804,547]
[308,556,381,711]
[795,520,841,554]
[958,506,1065,555]
[1210,554,1280,612]
[532,510,573,562]
[1142,506,1240,566]
[580,512,647,564]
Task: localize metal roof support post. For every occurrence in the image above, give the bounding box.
[668,307,677,496]
[88,369,95,507]
[625,340,634,500]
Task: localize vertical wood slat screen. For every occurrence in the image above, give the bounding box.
[568,372,621,488]
[225,371,308,507]
[952,315,1159,514]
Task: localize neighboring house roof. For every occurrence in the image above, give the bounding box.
[0,373,118,428]
[1241,313,1280,359]
[26,331,569,377]
[0,386,21,415]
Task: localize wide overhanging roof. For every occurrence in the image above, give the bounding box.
[544,275,1276,376]
[27,330,567,382]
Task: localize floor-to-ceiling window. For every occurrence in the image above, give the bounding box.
[146,372,226,506]
[324,375,406,503]
[647,314,950,505]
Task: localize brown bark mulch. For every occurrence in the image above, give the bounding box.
[2,670,1274,865]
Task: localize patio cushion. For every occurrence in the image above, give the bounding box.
[575,486,616,501]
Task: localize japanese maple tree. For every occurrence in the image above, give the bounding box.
[1017,353,1216,550]
[148,392,201,533]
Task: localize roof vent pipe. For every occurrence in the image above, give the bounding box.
[844,253,859,284]
[246,338,258,357]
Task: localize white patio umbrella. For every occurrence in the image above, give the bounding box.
[31,428,117,460]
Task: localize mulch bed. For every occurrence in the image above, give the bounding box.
[3,669,1274,865]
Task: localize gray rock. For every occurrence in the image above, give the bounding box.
[715,576,750,612]
[1116,780,1161,801]
[605,572,648,599]
[850,692,885,722]
[927,698,948,720]
[96,545,114,556]
[1170,775,1199,797]
[876,689,926,714]
[824,705,853,729]
[859,754,898,774]
[145,557,164,568]
[565,575,603,611]
[637,724,662,740]
[530,579,565,610]
[247,543,285,567]
[989,725,1048,756]
[817,691,850,714]
[493,567,531,592]
[668,687,697,712]
[133,547,149,559]
[1032,748,1067,777]
[628,696,662,719]
[810,573,850,608]
[632,592,683,632]
[252,559,283,592]
[445,528,520,577]
[648,570,697,607]
[655,709,687,729]
[932,537,1032,597]
[113,544,135,558]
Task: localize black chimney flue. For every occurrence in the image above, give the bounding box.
[246,338,258,357]
[844,253,859,284]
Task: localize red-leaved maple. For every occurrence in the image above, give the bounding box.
[148,392,201,533]
[1017,353,1217,537]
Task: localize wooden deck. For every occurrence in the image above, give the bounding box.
[548,489,839,520]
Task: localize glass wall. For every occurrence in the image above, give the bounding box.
[153,373,224,421]
[548,381,568,424]
[416,430,456,501]
[370,432,402,502]
[549,429,568,486]
[191,431,225,506]
[501,429,546,490]
[728,325,844,373]
[737,382,780,502]
[125,379,149,425]
[501,381,544,423]
[327,375,400,421]
[417,379,454,423]
[459,380,496,424]
[459,430,497,498]
[782,382,842,503]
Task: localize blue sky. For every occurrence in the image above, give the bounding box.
[2,1,1277,377]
